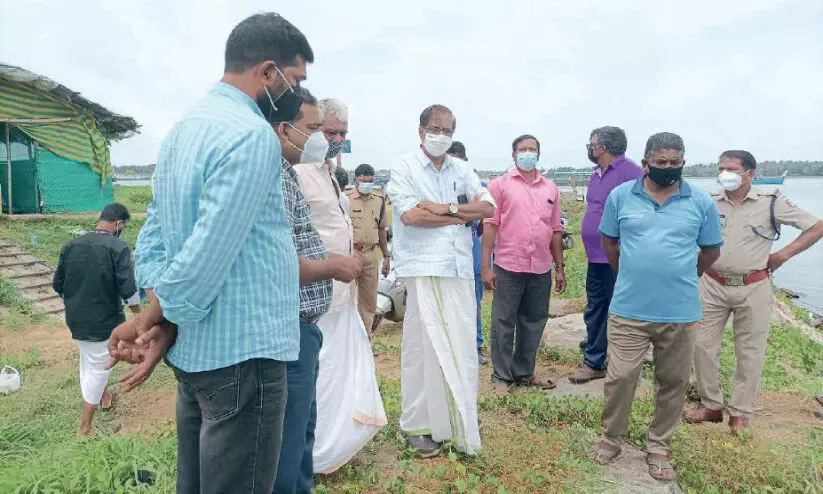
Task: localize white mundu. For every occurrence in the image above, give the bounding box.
[387,148,495,454]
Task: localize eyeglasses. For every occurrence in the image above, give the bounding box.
[323,129,347,139]
[586,144,603,151]
[423,126,454,137]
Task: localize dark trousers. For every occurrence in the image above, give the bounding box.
[172,358,288,494]
[490,265,552,383]
[583,262,618,371]
[474,274,484,350]
[273,322,323,494]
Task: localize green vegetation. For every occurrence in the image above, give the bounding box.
[682,160,823,178]
[114,185,152,214]
[557,197,587,300]
[0,217,144,268]
[0,275,43,328]
[1,183,822,492]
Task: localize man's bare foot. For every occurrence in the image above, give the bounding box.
[101,388,115,410]
[77,424,95,439]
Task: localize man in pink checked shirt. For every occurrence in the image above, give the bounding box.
[481,134,567,395]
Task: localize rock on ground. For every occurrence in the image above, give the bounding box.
[600,446,684,494]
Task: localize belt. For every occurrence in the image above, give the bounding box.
[300,314,321,324]
[353,243,376,252]
[705,269,769,287]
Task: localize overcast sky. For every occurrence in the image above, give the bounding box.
[2,0,821,171]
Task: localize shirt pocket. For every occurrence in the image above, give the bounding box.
[745,208,776,239]
[538,193,557,227]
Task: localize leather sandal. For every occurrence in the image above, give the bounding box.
[646,455,676,481]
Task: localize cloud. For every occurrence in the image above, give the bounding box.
[1,0,821,170]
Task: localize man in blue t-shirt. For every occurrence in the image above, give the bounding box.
[448,141,488,365]
[590,133,723,483]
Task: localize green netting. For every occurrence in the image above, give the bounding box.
[36,148,113,213]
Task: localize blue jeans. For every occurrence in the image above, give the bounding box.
[583,262,618,371]
[475,274,484,350]
[273,321,323,494]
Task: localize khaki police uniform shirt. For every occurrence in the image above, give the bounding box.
[711,186,819,274]
[345,188,387,247]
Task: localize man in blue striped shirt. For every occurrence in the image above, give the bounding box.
[104,13,313,494]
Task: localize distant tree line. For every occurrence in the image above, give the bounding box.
[682,161,823,177]
[113,164,155,177]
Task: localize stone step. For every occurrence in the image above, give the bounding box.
[38,296,65,314]
[0,258,41,268]
[20,286,59,302]
[16,276,53,290]
[1,263,53,279]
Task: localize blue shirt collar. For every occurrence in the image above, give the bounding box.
[212,82,264,118]
[630,177,692,198]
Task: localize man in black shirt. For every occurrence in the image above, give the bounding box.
[53,203,137,436]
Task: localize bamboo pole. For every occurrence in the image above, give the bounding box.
[4,122,11,215]
[0,117,72,124]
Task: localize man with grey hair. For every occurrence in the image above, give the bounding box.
[571,126,643,384]
[321,98,348,166]
[592,132,723,482]
[387,104,495,457]
[294,95,387,474]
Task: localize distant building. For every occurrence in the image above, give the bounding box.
[0,63,139,214]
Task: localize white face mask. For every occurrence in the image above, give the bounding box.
[717,170,744,191]
[357,182,375,195]
[515,151,539,172]
[423,133,453,157]
[286,124,329,164]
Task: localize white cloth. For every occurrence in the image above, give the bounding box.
[313,290,387,473]
[399,276,481,454]
[75,340,112,405]
[386,147,495,279]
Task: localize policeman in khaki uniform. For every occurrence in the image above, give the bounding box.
[684,150,823,435]
[345,164,391,331]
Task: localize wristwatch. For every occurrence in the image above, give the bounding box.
[448,203,459,215]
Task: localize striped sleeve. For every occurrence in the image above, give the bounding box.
[153,125,278,325]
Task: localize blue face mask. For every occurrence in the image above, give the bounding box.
[516,151,539,171]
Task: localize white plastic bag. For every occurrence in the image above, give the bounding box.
[0,366,21,394]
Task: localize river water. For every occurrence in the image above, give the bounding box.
[117,177,823,314]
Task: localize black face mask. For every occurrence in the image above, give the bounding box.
[646,165,683,187]
[587,148,598,164]
[325,140,345,161]
[258,86,303,124]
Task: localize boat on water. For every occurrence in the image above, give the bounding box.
[753,170,788,185]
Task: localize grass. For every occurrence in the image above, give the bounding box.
[0,217,144,268]
[114,185,152,215]
[556,197,587,301]
[2,186,823,492]
[0,276,43,328]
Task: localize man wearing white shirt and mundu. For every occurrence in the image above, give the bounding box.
[386,104,496,457]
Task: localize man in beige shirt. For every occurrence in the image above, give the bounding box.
[345,163,390,332]
[684,150,823,435]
